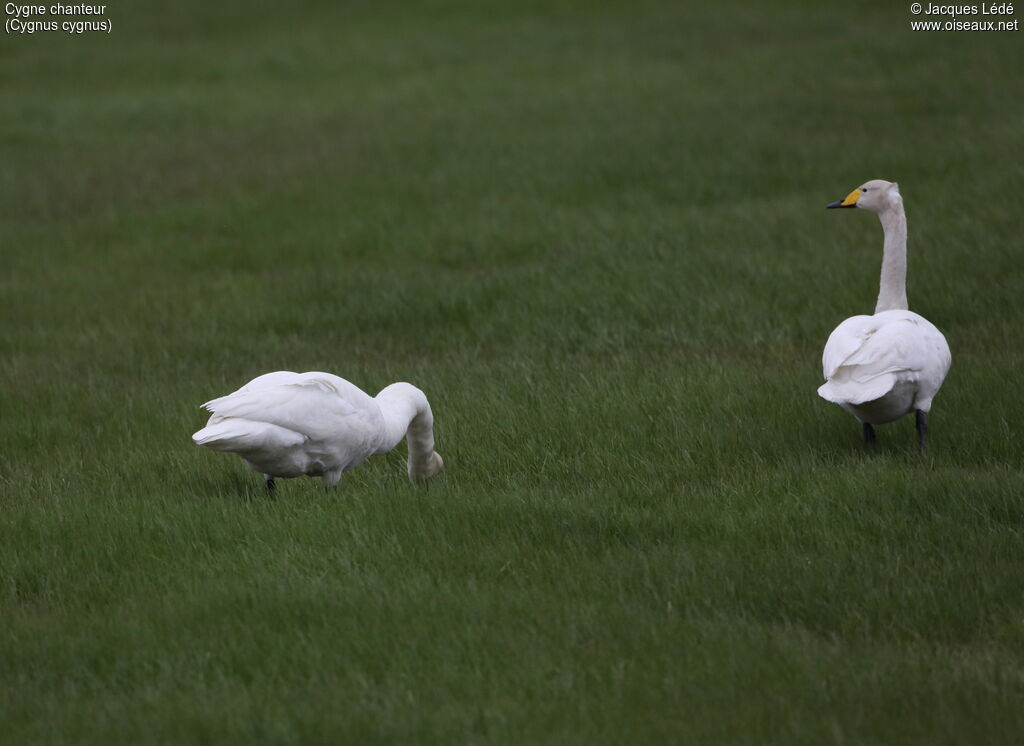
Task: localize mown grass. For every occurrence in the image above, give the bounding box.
[2,0,1023,743]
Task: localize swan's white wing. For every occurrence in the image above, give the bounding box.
[819,311,949,406]
[822,314,875,380]
[192,418,305,453]
[202,372,380,444]
[235,370,307,392]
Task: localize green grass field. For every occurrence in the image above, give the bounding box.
[2,1,1023,743]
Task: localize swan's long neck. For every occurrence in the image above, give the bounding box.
[374,383,437,478]
[875,197,909,313]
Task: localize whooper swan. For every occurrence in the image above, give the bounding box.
[819,180,951,450]
[192,371,444,492]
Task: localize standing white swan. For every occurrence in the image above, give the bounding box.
[819,180,951,450]
[192,371,444,491]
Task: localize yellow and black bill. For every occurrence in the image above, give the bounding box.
[827,188,861,209]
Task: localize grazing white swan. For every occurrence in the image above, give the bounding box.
[819,180,951,450]
[192,371,444,491]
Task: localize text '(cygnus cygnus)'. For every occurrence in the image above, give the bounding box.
[820,180,951,450]
[192,371,444,491]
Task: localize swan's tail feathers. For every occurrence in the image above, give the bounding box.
[191,420,304,453]
[818,370,897,406]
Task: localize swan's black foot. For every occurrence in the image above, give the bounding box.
[863,422,877,446]
[916,410,928,453]
[264,475,276,495]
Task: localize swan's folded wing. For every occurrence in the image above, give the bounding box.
[202,375,376,441]
[192,419,305,452]
[822,315,875,379]
[823,315,929,381]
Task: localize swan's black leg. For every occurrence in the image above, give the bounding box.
[863,422,876,446]
[916,410,928,452]
[264,475,276,495]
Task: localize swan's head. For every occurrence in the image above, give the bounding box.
[827,179,901,214]
[409,451,444,483]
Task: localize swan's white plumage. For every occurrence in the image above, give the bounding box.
[819,310,951,423]
[192,371,443,486]
[820,180,951,431]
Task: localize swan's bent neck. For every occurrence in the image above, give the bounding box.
[875,197,909,313]
[374,383,438,480]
